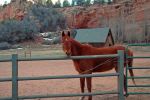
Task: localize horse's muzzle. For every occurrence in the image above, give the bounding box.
[64,49,71,56]
[66,52,71,56]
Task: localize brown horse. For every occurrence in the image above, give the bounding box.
[61,31,135,100]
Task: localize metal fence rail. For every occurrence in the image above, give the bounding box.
[0,73,119,82]
[126,43,150,95]
[127,43,150,46]
[0,51,124,100]
[0,54,118,62]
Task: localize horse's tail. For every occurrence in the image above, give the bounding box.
[127,50,136,85]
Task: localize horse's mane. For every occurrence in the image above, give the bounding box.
[69,37,118,50]
[70,38,96,49]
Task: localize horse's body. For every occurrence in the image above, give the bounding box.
[71,43,132,73]
[61,31,135,100]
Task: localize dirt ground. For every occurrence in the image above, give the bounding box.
[0,51,150,100]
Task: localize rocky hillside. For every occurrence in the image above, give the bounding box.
[0,0,32,21]
[0,0,150,43]
[59,0,150,42]
[60,0,149,28]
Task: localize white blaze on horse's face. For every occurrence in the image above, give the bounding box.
[62,32,72,56]
[63,38,72,56]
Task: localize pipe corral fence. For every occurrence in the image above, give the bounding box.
[126,43,150,95]
[0,50,125,100]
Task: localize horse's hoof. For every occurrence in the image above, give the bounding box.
[124,93,129,97]
[124,91,129,97]
[79,96,85,100]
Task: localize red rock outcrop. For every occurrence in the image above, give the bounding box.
[0,0,31,21]
[58,0,149,29]
[0,0,149,33]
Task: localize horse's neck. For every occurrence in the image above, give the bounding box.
[70,39,103,56]
[70,39,116,56]
[71,39,83,56]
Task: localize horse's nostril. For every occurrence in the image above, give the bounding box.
[66,52,71,56]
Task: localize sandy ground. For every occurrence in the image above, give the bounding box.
[0,51,150,100]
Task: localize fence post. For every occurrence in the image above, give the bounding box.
[118,50,125,100]
[12,54,18,100]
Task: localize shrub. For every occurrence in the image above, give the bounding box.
[0,18,39,43]
[0,4,66,44]
[28,5,66,32]
[0,42,11,50]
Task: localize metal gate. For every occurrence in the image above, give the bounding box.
[0,50,125,100]
[126,43,150,95]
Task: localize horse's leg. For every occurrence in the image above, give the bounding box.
[124,75,127,95]
[86,77,92,100]
[79,77,85,100]
[128,58,136,85]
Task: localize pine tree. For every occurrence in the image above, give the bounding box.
[54,0,61,8]
[108,0,112,4]
[46,0,53,7]
[71,0,75,6]
[3,1,7,7]
[101,0,105,4]
[63,0,70,7]
[93,0,105,5]
[85,0,91,6]
[33,0,46,5]
[76,0,86,6]
[37,0,43,5]
[108,0,112,2]
[93,0,99,4]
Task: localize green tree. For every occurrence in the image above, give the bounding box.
[0,19,39,43]
[3,1,7,8]
[102,0,105,4]
[0,4,67,43]
[37,0,43,5]
[93,0,98,4]
[93,0,105,5]
[76,0,86,6]
[71,0,75,6]
[63,0,70,7]
[54,0,61,8]
[46,0,53,7]
[29,4,66,32]
[85,0,91,6]
[108,0,112,4]
[33,0,47,5]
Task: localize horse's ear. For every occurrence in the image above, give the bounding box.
[62,31,65,37]
[67,31,70,37]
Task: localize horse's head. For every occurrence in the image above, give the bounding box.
[61,31,72,56]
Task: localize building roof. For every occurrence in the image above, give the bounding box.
[74,28,111,43]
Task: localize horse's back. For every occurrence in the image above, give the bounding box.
[92,45,126,55]
[73,45,133,73]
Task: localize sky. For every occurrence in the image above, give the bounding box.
[0,0,11,5]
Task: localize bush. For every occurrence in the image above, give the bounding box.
[28,5,67,32]
[42,39,53,45]
[0,42,11,50]
[52,36,61,44]
[0,4,66,44]
[0,19,39,43]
